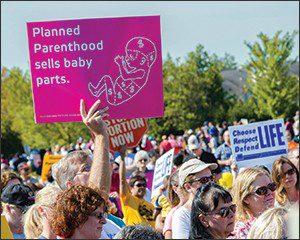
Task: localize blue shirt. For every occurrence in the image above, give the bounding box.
[107,213,126,228]
[12,233,26,239]
[209,126,219,137]
[214,143,232,172]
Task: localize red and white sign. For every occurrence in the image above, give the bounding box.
[105,118,148,151]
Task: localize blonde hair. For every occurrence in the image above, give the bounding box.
[231,167,270,221]
[51,150,91,189]
[23,185,61,239]
[247,207,288,239]
[272,156,299,206]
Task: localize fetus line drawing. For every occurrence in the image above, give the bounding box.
[88,36,157,106]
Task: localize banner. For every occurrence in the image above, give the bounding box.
[41,155,63,182]
[229,119,288,170]
[151,148,174,199]
[26,15,164,123]
[105,118,148,152]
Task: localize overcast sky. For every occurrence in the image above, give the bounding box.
[1,1,299,71]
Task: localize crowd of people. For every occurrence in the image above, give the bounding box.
[1,100,299,239]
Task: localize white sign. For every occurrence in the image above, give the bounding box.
[151,148,174,199]
[229,119,288,170]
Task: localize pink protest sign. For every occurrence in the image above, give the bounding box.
[26,16,164,123]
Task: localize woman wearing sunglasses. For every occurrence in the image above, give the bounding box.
[50,185,107,239]
[272,156,299,208]
[190,182,235,239]
[230,167,276,239]
[163,170,188,239]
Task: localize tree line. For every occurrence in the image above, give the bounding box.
[1,31,299,158]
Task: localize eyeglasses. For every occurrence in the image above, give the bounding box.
[82,165,91,172]
[189,175,214,185]
[134,183,147,188]
[204,204,236,218]
[138,159,148,163]
[76,165,91,175]
[113,167,119,171]
[253,182,277,196]
[283,168,296,176]
[90,211,105,221]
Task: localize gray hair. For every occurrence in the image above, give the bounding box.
[134,150,150,163]
[51,150,91,190]
[114,224,163,239]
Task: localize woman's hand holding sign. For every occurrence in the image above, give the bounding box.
[80,99,109,137]
[80,99,111,196]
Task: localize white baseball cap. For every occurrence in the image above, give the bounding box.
[188,135,200,150]
[187,129,193,135]
[179,158,218,187]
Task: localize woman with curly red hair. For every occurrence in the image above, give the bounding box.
[50,185,107,239]
[272,156,299,208]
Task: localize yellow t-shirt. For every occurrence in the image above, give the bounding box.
[120,191,155,228]
[152,194,172,220]
[1,214,13,239]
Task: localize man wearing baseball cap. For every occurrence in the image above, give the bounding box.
[186,134,222,181]
[1,183,35,239]
[172,159,217,239]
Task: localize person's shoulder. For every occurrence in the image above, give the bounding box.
[234,218,254,229]
[202,150,217,159]
[120,189,134,200]
[142,196,154,206]
[173,206,190,217]
[216,142,225,149]
[184,153,198,162]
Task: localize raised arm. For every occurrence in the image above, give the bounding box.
[118,145,130,196]
[80,99,111,195]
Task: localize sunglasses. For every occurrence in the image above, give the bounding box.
[203,204,236,218]
[113,167,119,171]
[90,211,105,221]
[189,175,214,185]
[253,182,277,196]
[134,183,147,188]
[283,168,296,176]
[138,159,148,163]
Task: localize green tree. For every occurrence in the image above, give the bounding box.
[226,96,258,123]
[244,31,299,119]
[211,52,238,70]
[1,67,92,154]
[148,45,227,137]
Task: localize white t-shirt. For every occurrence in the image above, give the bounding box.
[171,206,191,239]
[100,218,121,239]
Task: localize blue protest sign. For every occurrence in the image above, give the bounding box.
[151,148,174,199]
[229,119,288,170]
